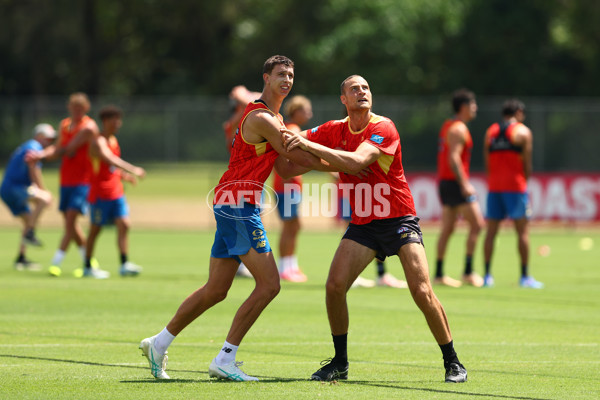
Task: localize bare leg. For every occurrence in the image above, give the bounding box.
[435,206,462,287]
[325,239,375,335]
[225,249,280,344]
[436,206,457,264]
[166,248,280,346]
[115,217,130,255]
[514,217,529,273]
[484,219,501,266]
[59,209,86,251]
[279,217,300,257]
[166,257,238,336]
[458,201,485,259]
[85,224,102,260]
[399,242,452,345]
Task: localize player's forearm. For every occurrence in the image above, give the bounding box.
[449,154,467,187]
[304,141,364,174]
[29,167,46,190]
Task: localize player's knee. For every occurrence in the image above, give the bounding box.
[325,276,346,296]
[207,287,229,304]
[411,282,434,307]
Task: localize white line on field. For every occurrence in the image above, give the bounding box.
[0,342,597,347]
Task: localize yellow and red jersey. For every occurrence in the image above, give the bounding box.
[437,119,472,181]
[307,114,416,225]
[214,100,282,206]
[486,121,527,193]
[59,116,94,186]
[89,136,124,203]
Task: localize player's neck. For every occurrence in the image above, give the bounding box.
[455,113,470,123]
[259,91,284,114]
[503,116,518,124]
[101,130,115,138]
[347,110,372,132]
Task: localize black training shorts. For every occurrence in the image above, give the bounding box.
[439,179,471,207]
[342,215,424,261]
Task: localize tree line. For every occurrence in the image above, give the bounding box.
[1,0,600,98]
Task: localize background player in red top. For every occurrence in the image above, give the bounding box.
[140,55,328,382]
[483,99,543,289]
[82,105,146,279]
[274,95,312,282]
[282,75,467,383]
[31,93,100,277]
[435,89,485,288]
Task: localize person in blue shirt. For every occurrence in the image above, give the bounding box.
[1,123,56,270]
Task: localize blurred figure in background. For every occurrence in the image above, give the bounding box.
[483,99,543,289]
[29,93,99,277]
[1,123,55,270]
[81,105,146,279]
[222,85,261,278]
[275,95,312,282]
[435,89,485,288]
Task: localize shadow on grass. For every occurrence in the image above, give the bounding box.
[1,353,551,399]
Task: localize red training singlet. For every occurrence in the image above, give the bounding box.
[307,114,416,225]
[273,122,302,193]
[214,100,283,206]
[486,121,527,193]
[437,119,472,181]
[89,136,124,203]
[59,116,94,186]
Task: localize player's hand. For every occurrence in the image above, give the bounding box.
[460,182,477,199]
[25,150,42,164]
[353,167,372,179]
[133,167,146,179]
[282,129,309,152]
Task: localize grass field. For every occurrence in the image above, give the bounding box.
[1,225,599,399]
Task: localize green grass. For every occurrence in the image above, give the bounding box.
[1,226,599,399]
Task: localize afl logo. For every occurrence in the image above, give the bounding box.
[252,229,264,236]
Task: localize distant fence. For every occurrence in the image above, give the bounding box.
[1,95,600,173]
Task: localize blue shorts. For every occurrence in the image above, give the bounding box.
[486,192,531,220]
[91,196,129,226]
[0,184,30,216]
[276,192,301,220]
[211,203,272,263]
[59,185,90,214]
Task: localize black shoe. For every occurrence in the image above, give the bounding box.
[445,362,467,383]
[310,358,349,381]
[23,229,43,247]
[14,258,42,271]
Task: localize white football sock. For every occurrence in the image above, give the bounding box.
[215,340,238,365]
[290,255,299,271]
[154,327,176,355]
[281,256,293,272]
[79,246,86,261]
[51,249,66,266]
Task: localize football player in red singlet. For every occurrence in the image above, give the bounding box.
[483,99,543,289]
[140,56,329,382]
[31,93,99,277]
[83,105,146,279]
[282,75,467,383]
[435,89,485,288]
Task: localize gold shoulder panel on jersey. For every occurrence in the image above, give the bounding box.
[377,153,394,175]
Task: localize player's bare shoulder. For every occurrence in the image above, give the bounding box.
[513,123,532,145]
[448,120,468,143]
[243,108,282,143]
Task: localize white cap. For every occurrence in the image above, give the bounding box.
[32,123,56,139]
